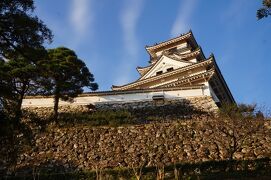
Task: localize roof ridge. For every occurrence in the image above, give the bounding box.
[145,31,192,49]
[158,69,215,88]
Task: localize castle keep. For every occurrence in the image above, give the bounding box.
[22,31,234,109]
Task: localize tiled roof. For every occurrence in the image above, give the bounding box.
[112,57,214,90]
[24,85,205,99]
[158,69,215,88]
[146,31,192,50]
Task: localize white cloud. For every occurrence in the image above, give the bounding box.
[69,0,92,40]
[114,0,144,85]
[120,0,144,57]
[170,0,198,37]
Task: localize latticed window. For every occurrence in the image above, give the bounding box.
[167,67,174,72]
[156,71,163,75]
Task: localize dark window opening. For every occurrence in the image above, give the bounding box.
[168,47,177,54]
[152,95,165,100]
[167,67,174,72]
[156,71,163,75]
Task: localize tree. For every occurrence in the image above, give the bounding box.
[0,49,47,121]
[0,59,13,111]
[219,103,258,120]
[211,118,264,160]
[212,103,265,160]
[257,0,271,19]
[0,0,52,123]
[39,47,98,120]
[0,0,53,59]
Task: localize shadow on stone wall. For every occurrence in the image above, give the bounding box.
[0,116,35,176]
[21,97,217,128]
[131,99,210,122]
[1,159,80,180]
[3,96,270,178]
[2,158,271,179]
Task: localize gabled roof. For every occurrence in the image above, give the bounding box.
[145,30,198,57]
[140,54,193,80]
[136,65,152,76]
[112,57,214,91]
[164,47,205,62]
[136,48,205,78]
[157,69,215,88]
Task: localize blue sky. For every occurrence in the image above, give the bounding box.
[35,0,271,108]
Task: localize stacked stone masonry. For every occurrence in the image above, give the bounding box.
[95,96,218,112]
[23,96,219,118]
[1,96,270,173]
[7,120,271,171]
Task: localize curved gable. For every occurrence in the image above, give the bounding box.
[140,55,192,80]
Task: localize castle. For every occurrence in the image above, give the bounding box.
[22,31,234,108]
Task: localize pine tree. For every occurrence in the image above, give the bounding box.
[38,47,98,120]
[257,0,271,19]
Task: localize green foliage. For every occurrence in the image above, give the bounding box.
[257,0,271,19]
[0,0,52,124]
[0,59,13,103]
[0,0,52,58]
[57,110,135,127]
[218,103,263,120]
[0,49,48,121]
[38,47,98,120]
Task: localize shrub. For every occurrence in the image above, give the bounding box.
[219,103,265,120]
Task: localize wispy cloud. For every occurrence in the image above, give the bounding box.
[170,0,198,37]
[120,0,144,56]
[69,0,93,42]
[114,0,144,85]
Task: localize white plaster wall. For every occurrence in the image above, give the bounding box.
[143,56,191,79]
[202,82,219,102]
[189,58,197,63]
[22,88,208,108]
[156,51,163,56]
[177,42,188,50]
[203,82,211,96]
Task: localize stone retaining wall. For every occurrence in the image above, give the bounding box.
[4,119,270,172]
[23,96,218,119]
[95,96,218,112]
[2,96,269,174]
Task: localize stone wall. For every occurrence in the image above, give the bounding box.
[6,119,271,172]
[3,96,270,175]
[23,96,218,119]
[95,96,218,112]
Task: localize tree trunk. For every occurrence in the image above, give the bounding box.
[54,94,60,122]
[15,96,23,120]
[14,83,27,125]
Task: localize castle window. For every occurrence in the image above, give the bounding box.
[167,67,174,72]
[156,71,163,75]
[168,47,177,54]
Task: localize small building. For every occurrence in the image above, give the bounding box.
[22,31,234,108]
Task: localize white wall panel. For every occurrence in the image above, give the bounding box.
[22,88,209,108]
